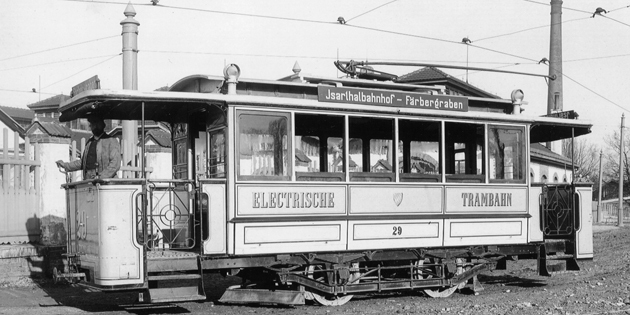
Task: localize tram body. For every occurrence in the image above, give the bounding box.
[58,68,593,304]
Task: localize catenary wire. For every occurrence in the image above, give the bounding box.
[0,54,120,72]
[41,54,121,90]
[345,0,399,23]
[142,49,523,65]
[0,35,119,62]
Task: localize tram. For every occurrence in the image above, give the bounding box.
[56,63,593,306]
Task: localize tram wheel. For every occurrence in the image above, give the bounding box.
[304,264,360,306]
[414,258,462,298]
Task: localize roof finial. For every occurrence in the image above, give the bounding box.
[124,2,136,18]
[292,61,301,74]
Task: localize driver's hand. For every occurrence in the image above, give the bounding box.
[55,160,66,172]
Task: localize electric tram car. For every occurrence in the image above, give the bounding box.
[56,63,593,306]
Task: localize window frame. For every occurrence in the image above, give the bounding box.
[487,124,527,184]
[236,109,292,181]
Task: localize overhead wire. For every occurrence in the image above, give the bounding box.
[143,49,521,65]
[0,54,120,72]
[474,17,590,42]
[520,0,593,15]
[0,35,118,62]
[39,0,630,111]
[0,88,57,96]
[344,0,398,23]
[41,53,121,90]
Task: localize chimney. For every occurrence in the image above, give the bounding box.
[547,0,563,154]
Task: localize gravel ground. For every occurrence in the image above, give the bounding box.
[1,225,629,315]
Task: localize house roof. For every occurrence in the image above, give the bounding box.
[26,121,72,138]
[145,129,171,148]
[0,107,26,136]
[27,94,70,111]
[295,149,312,163]
[530,143,572,166]
[396,67,501,99]
[0,105,34,122]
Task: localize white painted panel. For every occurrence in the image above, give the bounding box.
[576,187,594,259]
[353,221,439,240]
[348,220,443,250]
[203,183,227,254]
[244,225,341,244]
[528,186,543,242]
[234,221,347,255]
[237,185,346,216]
[95,185,144,286]
[445,186,527,213]
[350,186,442,214]
[444,218,526,246]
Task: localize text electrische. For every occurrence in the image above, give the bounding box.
[323,89,465,110]
[252,192,335,209]
[461,192,512,207]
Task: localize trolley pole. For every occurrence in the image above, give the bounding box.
[597,150,603,223]
[619,114,625,227]
[121,3,139,177]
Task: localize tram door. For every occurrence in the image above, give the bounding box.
[540,184,593,259]
[201,126,227,254]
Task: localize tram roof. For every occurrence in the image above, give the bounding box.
[58,89,591,143]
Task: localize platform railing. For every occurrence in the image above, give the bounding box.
[541,184,575,237]
[136,180,196,250]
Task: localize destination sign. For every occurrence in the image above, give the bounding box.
[71,75,100,97]
[318,86,469,112]
[544,110,579,119]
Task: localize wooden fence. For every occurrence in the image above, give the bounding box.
[0,129,40,244]
[595,200,630,224]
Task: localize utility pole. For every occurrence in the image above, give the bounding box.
[597,150,603,223]
[121,2,139,177]
[617,114,626,226]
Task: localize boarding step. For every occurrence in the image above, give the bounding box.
[141,255,206,304]
[219,285,305,306]
[144,286,206,303]
[148,274,201,281]
[538,243,580,277]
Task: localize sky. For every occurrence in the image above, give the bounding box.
[1,0,629,148]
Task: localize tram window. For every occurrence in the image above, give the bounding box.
[294,114,345,181]
[237,111,290,180]
[445,122,485,182]
[195,132,207,178]
[488,126,525,183]
[209,130,225,178]
[349,117,395,182]
[398,120,441,182]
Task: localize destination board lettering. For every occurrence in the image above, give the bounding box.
[318,86,468,112]
[544,110,578,120]
[252,192,335,209]
[461,192,512,207]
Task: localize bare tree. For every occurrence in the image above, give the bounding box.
[562,138,600,182]
[602,130,630,199]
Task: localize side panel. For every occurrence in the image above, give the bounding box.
[202,182,227,254]
[575,186,594,259]
[348,185,443,250]
[444,218,527,246]
[233,185,347,255]
[233,221,347,255]
[348,219,443,250]
[96,184,144,286]
[349,185,443,214]
[528,186,544,242]
[444,186,528,246]
[237,185,346,216]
